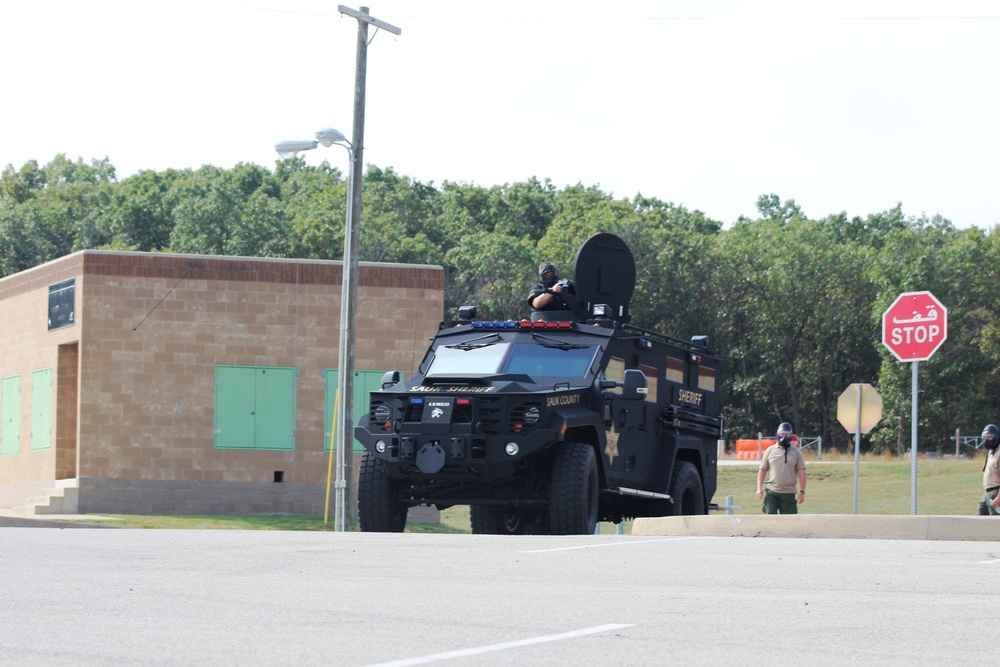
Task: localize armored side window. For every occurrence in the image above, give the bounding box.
[638,363,658,403]
[665,356,684,384]
[605,356,625,384]
[698,365,716,392]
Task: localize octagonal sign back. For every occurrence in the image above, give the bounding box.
[882,291,947,362]
[837,383,882,434]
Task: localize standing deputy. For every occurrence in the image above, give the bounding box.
[527,262,575,311]
[979,423,1000,515]
[756,422,807,514]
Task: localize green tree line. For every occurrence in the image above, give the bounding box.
[4,155,1000,453]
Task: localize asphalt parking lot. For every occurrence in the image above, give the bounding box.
[2,527,998,666]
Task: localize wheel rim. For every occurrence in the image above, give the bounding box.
[502,511,522,533]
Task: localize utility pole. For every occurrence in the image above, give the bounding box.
[336,5,401,528]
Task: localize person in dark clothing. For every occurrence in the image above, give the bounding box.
[978,423,1000,515]
[527,262,576,311]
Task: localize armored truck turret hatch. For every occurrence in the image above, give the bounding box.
[355,233,724,534]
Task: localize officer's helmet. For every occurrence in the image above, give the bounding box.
[982,424,1000,448]
[538,263,559,287]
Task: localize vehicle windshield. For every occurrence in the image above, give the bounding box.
[426,342,599,379]
[427,342,511,376]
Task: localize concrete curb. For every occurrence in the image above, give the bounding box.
[0,509,122,529]
[0,516,117,528]
[632,514,1000,541]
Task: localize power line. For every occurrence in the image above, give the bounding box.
[164,1,1000,22]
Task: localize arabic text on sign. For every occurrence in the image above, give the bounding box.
[892,306,939,325]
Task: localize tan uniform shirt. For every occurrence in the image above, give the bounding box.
[983,447,1000,489]
[759,444,806,494]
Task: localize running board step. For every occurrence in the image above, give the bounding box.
[605,487,672,501]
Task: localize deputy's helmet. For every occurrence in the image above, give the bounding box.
[538,263,559,287]
[982,424,1000,448]
[776,422,793,436]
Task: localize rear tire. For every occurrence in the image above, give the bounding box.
[470,505,529,535]
[550,443,599,535]
[669,461,706,515]
[358,451,408,532]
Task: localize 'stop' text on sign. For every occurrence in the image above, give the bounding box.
[881,291,947,362]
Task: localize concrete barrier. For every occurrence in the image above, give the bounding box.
[632,514,1000,541]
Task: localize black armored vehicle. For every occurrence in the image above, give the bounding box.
[355,233,724,534]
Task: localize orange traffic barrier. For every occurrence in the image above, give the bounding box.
[734,436,800,459]
[734,438,774,459]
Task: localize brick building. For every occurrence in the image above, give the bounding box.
[0,250,443,516]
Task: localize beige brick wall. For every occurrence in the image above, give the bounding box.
[0,254,83,486]
[0,250,444,515]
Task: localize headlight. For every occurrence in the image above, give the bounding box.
[505,442,519,456]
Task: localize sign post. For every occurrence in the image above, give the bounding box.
[837,383,882,514]
[881,291,947,514]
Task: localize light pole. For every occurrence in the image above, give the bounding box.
[274,6,400,532]
[275,127,354,532]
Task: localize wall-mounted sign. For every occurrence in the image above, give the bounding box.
[48,278,75,331]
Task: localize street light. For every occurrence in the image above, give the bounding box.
[274,139,318,159]
[274,127,355,533]
[273,6,400,533]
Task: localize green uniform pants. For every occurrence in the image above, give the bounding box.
[978,487,1000,515]
[762,490,798,514]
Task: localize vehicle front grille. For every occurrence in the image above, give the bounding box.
[383,395,506,430]
[509,401,543,433]
[475,397,504,434]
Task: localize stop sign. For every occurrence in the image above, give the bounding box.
[882,291,947,362]
[837,383,882,434]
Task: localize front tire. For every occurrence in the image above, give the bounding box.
[669,461,706,515]
[358,451,408,532]
[550,442,599,535]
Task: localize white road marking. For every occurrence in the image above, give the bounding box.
[979,558,1000,564]
[522,536,698,553]
[364,623,634,667]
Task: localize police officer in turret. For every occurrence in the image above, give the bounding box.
[756,422,807,514]
[527,262,576,311]
[978,424,1000,515]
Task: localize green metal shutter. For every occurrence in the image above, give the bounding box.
[1,375,20,455]
[215,366,256,449]
[215,365,296,450]
[254,367,295,451]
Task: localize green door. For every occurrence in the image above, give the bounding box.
[1,375,20,455]
[215,366,295,450]
[215,366,257,449]
[255,368,295,450]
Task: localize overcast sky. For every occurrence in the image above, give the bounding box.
[2,0,998,228]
